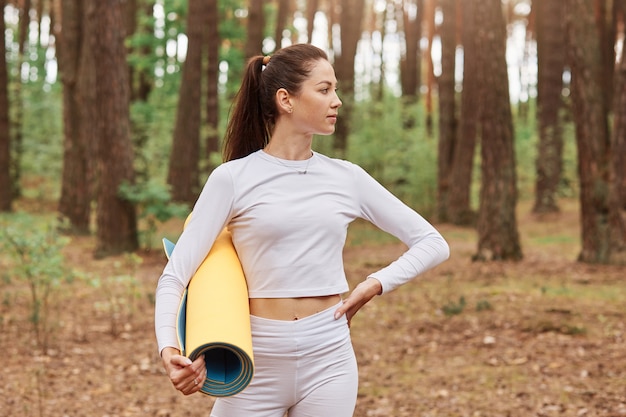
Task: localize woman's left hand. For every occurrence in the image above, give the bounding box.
[334,278,382,327]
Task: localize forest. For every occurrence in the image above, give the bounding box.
[0,0,625,416]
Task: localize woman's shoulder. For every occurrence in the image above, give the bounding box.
[315,152,368,176]
[314,152,358,169]
[213,151,262,173]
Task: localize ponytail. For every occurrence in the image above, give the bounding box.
[223,56,269,162]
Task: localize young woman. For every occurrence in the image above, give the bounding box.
[155,43,450,417]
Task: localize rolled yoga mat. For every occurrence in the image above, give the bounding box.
[163,227,254,397]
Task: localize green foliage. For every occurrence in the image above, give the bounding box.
[0,213,74,353]
[441,296,466,316]
[87,253,144,337]
[475,299,493,312]
[347,96,438,216]
[513,103,578,200]
[118,180,189,249]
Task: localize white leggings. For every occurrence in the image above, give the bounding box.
[210,302,358,417]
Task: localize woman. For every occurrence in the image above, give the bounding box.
[155,43,449,417]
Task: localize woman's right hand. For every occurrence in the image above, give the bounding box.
[161,347,206,395]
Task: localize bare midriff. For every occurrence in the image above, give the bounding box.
[249,294,342,321]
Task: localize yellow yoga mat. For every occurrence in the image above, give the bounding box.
[163,227,254,397]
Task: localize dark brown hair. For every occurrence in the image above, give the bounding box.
[222,44,329,161]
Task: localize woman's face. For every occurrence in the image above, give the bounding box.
[290,59,342,136]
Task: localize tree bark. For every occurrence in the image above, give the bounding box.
[614,0,626,208]
[0,0,12,211]
[568,0,625,264]
[436,0,457,223]
[398,0,422,100]
[610,35,626,255]
[167,0,205,203]
[533,0,566,214]
[474,0,522,261]
[245,0,264,58]
[92,0,138,257]
[424,0,436,132]
[447,0,477,226]
[205,0,220,168]
[305,0,319,44]
[57,0,92,233]
[333,0,365,154]
[274,0,290,49]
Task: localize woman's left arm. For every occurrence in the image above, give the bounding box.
[335,164,450,323]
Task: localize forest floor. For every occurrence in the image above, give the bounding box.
[1,198,625,417]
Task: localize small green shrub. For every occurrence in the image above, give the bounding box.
[0,213,74,353]
[88,253,144,337]
[442,296,466,316]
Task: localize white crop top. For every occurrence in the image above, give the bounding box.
[155,150,449,353]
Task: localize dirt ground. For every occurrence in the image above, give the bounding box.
[1,199,625,417]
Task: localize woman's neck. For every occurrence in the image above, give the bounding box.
[264,133,313,160]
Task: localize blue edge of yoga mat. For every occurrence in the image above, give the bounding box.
[163,237,254,397]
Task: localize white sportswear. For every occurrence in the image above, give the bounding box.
[155,150,449,353]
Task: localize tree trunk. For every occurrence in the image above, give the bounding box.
[167,0,205,203]
[57,0,92,233]
[245,0,264,58]
[436,0,457,223]
[11,0,30,199]
[474,0,522,261]
[92,0,138,257]
[609,33,626,256]
[424,0,436,133]
[614,16,626,209]
[533,0,566,214]
[568,0,625,264]
[447,0,477,226]
[273,0,290,49]
[0,0,12,212]
[333,0,364,154]
[305,0,319,44]
[595,0,617,113]
[205,0,220,168]
[398,0,422,99]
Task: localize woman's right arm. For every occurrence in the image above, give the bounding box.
[154,164,236,354]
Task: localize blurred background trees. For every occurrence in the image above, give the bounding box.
[0,0,625,265]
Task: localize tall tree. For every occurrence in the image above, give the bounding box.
[57,0,92,233]
[0,0,12,211]
[245,0,265,58]
[398,0,422,100]
[305,0,319,44]
[423,0,436,132]
[610,32,626,249]
[274,0,290,49]
[333,0,365,153]
[205,0,220,168]
[533,0,567,214]
[447,0,477,225]
[568,0,626,264]
[11,0,31,199]
[436,0,457,223]
[473,0,522,261]
[396,0,423,129]
[167,0,206,203]
[92,0,138,257]
[614,0,626,207]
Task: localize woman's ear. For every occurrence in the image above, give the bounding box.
[275,88,293,114]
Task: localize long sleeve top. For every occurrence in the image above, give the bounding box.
[155,150,449,353]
